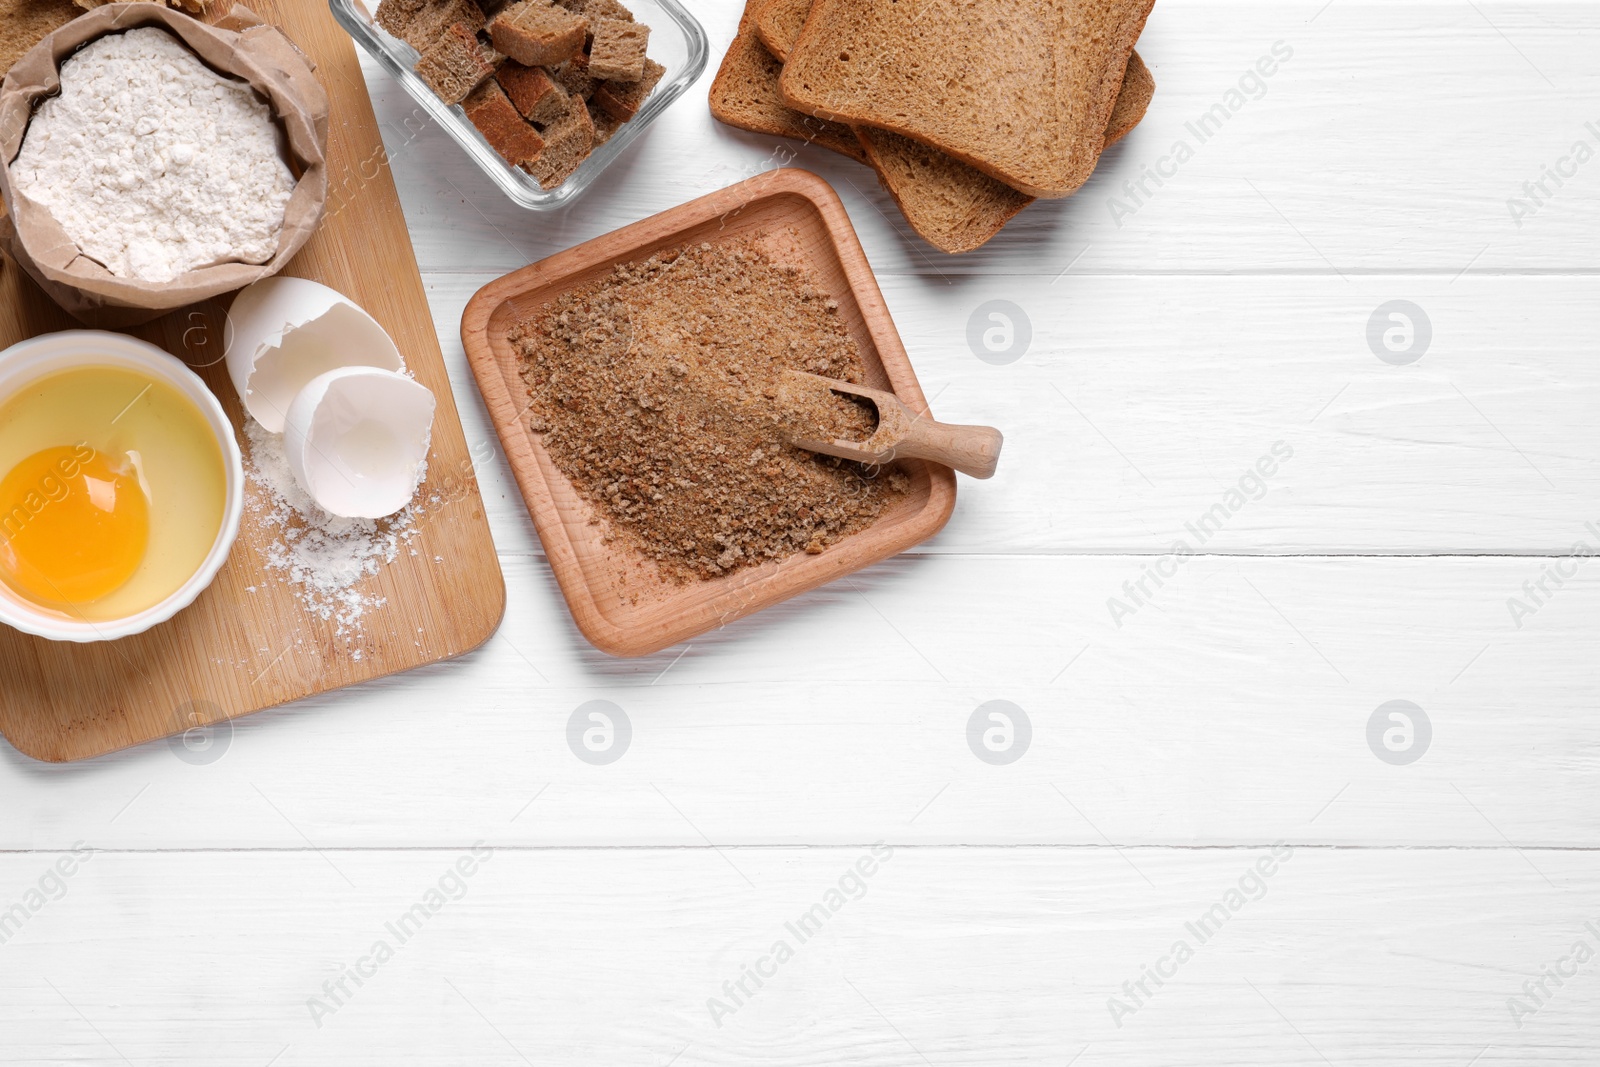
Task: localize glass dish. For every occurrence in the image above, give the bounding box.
[328,0,708,209]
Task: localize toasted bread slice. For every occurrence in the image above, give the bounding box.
[714,0,1015,251]
[856,131,1031,253]
[713,0,1156,252]
[780,0,1155,198]
[753,0,1155,167]
[857,62,1150,253]
[741,0,1154,252]
[758,0,1152,116]
[757,0,1154,118]
[753,0,808,61]
[1106,50,1154,143]
[708,0,868,165]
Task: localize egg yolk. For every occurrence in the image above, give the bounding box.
[0,445,149,607]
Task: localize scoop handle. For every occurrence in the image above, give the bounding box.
[896,418,1005,479]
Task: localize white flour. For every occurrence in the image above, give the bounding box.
[244,419,424,637]
[12,27,294,284]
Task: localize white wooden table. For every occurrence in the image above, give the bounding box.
[5,0,1599,1062]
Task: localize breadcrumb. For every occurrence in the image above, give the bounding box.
[511,235,909,582]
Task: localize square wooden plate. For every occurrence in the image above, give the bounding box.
[460,168,957,657]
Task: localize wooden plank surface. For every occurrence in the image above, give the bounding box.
[0,1,506,762]
[3,0,1599,1064]
[0,848,1595,1065]
[1,553,1595,848]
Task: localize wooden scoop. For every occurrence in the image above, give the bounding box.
[778,371,1004,479]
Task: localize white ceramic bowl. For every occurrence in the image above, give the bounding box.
[0,331,244,643]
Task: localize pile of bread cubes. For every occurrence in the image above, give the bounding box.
[376,0,664,188]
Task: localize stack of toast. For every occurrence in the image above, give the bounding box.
[710,0,1156,253]
[375,0,665,188]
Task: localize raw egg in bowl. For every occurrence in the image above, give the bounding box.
[0,331,243,642]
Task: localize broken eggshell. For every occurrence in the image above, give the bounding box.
[225,277,404,433]
[284,367,436,520]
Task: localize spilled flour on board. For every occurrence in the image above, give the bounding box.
[243,419,425,636]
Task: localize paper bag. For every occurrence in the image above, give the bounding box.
[0,3,329,328]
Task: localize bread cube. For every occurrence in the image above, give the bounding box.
[555,0,634,45]
[591,56,663,121]
[526,93,594,188]
[587,18,649,82]
[497,60,571,124]
[414,21,500,104]
[380,0,485,49]
[548,50,598,99]
[465,80,546,166]
[375,0,429,41]
[588,101,622,144]
[556,0,634,20]
[489,0,588,67]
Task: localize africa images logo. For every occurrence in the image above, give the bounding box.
[1106,41,1294,227]
[1506,122,1600,229]
[1106,442,1294,627]
[1108,843,1294,1028]
[704,843,895,1028]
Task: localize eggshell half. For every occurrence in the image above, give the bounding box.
[283,367,436,520]
[225,277,404,433]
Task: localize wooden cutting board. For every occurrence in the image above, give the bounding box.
[0,1,506,762]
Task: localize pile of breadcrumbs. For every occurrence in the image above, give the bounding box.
[510,236,908,582]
